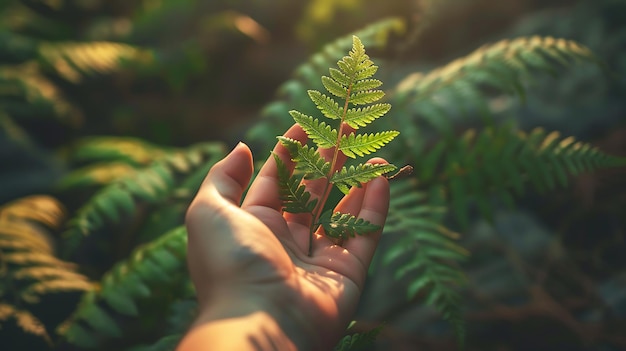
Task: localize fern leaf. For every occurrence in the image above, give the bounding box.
[322,75,349,98]
[0,63,83,126]
[0,303,52,345]
[344,103,391,129]
[61,226,189,347]
[273,153,318,213]
[415,126,626,227]
[384,181,467,342]
[38,41,154,83]
[318,212,380,240]
[308,90,342,120]
[66,136,170,167]
[288,110,337,148]
[339,131,399,158]
[392,36,601,140]
[278,137,330,179]
[333,322,384,351]
[248,17,405,145]
[61,143,223,256]
[352,78,383,92]
[329,68,351,87]
[349,90,385,105]
[331,163,396,192]
[0,196,93,343]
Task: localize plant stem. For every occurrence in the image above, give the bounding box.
[307,83,352,256]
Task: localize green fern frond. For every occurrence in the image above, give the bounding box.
[331,163,396,193]
[339,131,399,158]
[384,180,467,342]
[61,142,224,256]
[392,36,601,138]
[37,41,154,83]
[274,153,318,214]
[414,126,626,227]
[60,226,188,347]
[248,17,405,145]
[56,162,137,191]
[319,212,380,240]
[278,136,330,179]
[333,322,384,351]
[275,36,399,255]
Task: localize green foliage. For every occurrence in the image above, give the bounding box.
[274,36,398,255]
[1,1,626,350]
[250,18,626,345]
[61,142,224,256]
[0,196,93,346]
[333,322,384,351]
[247,17,405,143]
[59,226,189,348]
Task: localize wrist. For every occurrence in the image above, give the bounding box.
[180,289,322,351]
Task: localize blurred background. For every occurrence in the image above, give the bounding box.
[1,0,625,350]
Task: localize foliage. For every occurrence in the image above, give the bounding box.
[274,36,398,256]
[1,0,625,350]
[250,9,626,346]
[333,321,384,351]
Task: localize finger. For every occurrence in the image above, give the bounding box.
[192,142,254,208]
[241,124,308,211]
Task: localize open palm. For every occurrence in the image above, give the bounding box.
[185,124,390,350]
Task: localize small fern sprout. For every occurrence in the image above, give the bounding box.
[275,36,399,256]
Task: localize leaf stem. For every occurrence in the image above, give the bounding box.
[307,84,352,256]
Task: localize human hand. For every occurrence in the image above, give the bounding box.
[179,124,390,351]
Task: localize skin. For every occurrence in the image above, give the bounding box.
[178,124,391,351]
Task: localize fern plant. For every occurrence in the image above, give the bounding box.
[250,16,626,347]
[274,35,399,256]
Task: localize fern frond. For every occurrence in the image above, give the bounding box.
[61,142,224,256]
[278,137,330,179]
[56,162,137,191]
[248,17,405,145]
[331,163,396,193]
[289,110,337,148]
[384,180,467,342]
[38,41,154,83]
[65,136,171,167]
[414,126,626,227]
[392,36,601,138]
[0,303,51,345]
[274,153,318,213]
[0,63,82,126]
[0,196,93,343]
[333,322,384,351]
[339,131,399,158]
[319,212,380,240]
[60,226,189,347]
